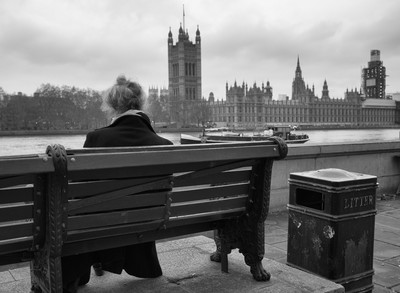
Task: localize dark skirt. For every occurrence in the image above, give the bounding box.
[62,241,162,291]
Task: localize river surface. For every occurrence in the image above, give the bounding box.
[1,128,400,156]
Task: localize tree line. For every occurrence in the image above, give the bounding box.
[0,83,213,131]
[0,84,107,131]
[146,92,212,128]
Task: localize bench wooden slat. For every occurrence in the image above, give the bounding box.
[67,161,230,181]
[172,183,249,203]
[170,196,248,217]
[171,161,254,189]
[67,141,273,155]
[66,143,279,172]
[0,239,33,259]
[68,191,168,215]
[62,220,222,256]
[0,251,32,265]
[0,222,33,241]
[68,176,171,214]
[68,206,165,230]
[173,169,251,188]
[68,170,251,199]
[0,186,33,204]
[0,175,35,189]
[0,204,33,222]
[0,156,54,176]
[68,177,162,199]
[65,220,164,245]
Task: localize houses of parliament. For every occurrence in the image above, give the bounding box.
[165,19,400,129]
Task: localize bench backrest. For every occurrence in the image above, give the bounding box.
[62,141,286,255]
[0,141,287,263]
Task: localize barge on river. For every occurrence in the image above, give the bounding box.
[180,126,309,144]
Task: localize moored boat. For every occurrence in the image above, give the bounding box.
[180,125,309,144]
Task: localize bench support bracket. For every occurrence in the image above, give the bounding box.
[31,144,68,293]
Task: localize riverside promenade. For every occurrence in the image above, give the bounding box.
[1,196,399,292]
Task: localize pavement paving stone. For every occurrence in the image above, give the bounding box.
[374,227,400,247]
[377,198,400,211]
[264,244,287,260]
[376,214,400,230]
[392,284,400,293]
[374,240,400,261]
[270,240,288,252]
[373,284,398,292]
[0,280,31,293]
[385,256,400,267]
[382,210,400,220]
[373,260,400,288]
[9,267,30,281]
[376,202,397,213]
[275,257,287,265]
[156,235,212,253]
[265,234,288,245]
[264,225,287,236]
[80,272,188,293]
[0,271,14,284]
[267,211,289,227]
[265,218,278,226]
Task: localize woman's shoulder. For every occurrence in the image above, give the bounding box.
[84,126,115,147]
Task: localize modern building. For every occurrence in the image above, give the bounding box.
[361,50,386,99]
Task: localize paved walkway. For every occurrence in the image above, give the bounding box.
[1,196,399,292]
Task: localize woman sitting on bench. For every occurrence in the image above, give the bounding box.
[62,75,173,293]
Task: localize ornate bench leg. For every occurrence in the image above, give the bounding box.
[238,158,274,281]
[31,253,63,293]
[239,221,270,281]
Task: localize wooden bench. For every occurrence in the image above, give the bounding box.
[0,139,287,292]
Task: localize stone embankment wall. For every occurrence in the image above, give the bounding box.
[270,140,400,211]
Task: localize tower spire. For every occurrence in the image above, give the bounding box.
[183,4,185,31]
[295,55,302,78]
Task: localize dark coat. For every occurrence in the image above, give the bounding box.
[62,112,172,289]
[83,112,173,148]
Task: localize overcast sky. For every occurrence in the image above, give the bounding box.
[1,0,399,100]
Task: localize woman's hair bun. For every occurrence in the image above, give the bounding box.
[116,75,127,85]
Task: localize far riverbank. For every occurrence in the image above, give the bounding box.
[1,124,400,137]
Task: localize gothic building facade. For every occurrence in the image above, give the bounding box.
[167,24,201,101]
[167,17,202,125]
[209,56,399,128]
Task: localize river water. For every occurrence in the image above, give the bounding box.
[1,128,400,156]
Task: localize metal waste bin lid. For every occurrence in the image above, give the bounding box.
[289,168,377,188]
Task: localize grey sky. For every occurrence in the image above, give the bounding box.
[1,0,399,100]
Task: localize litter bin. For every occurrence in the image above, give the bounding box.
[287,168,377,293]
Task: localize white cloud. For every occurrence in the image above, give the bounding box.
[0,0,399,99]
